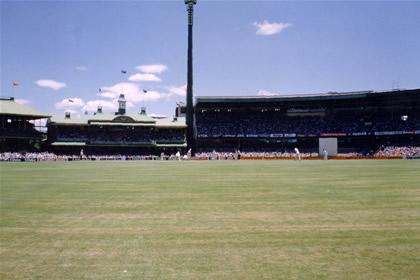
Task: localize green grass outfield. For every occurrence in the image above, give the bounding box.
[1,160,419,279]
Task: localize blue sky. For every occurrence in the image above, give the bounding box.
[1,0,420,116]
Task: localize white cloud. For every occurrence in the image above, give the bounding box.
[15,99,30,105]
[257,89,279,96]
[254,20,292,36]
[96,82,187,110]
[142,90,163,102]
[167,84,187,97]
[98,82,163,105]
[97,91,116,99]
[136,64,168,74]
[83,99,118,112]
[128,73,162,82]
[75,66,88,71]
[36,79,67,90]
[55,97,85,110]
[99,83,142,103]
[126,101,135,109]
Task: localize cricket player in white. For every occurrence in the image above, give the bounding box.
[323,148,328,160]
[294,147,301,161]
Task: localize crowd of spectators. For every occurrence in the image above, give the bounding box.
[48,126,88,142]
[49,126,185,144]
[2,146,419,161]
[155,129,185,144]
[196,148,420,159]
[196,110,420,137]
[373,146,420,158]
[89,127,153,144]
[0,152,178,161]
[195,150,319,160]
[0,152,65,161]
[0,127,43,138]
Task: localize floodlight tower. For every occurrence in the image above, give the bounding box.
[185,0,197,156]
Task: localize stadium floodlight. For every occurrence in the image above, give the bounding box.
[185,0,197,156]
[185,0,197,9]
[401,115,408,121]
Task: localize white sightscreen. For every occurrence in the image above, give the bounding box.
[319,138,338,156]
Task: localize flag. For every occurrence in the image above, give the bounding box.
[121,70,127,74]
[12,81,19,87]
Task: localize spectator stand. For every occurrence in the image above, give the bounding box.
[0,97,50,152]
[48,99,186,155]
[195,89,420,154]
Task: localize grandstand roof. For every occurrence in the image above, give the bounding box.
[155,117,186,128]
[155,143,187,148]
[0,98,49,119]
[49,112,186,128]
[195,88,420,105]
[88,113,156,123]
[51,142,86,146]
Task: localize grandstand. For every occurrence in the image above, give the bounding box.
[195,88,420,155]
[47,94,186,155]
[1,89,419,158]
[0,97,49,152]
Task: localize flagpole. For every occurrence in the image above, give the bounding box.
[121,69,127,97]
[12,81,19,99]
[142,89,147,110]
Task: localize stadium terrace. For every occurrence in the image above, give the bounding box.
[195,88,420,157]
[1,88,419,159]
[47,95,186,155]
[0,97,50,152]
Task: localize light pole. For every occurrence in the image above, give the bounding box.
[185,0,197,156]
